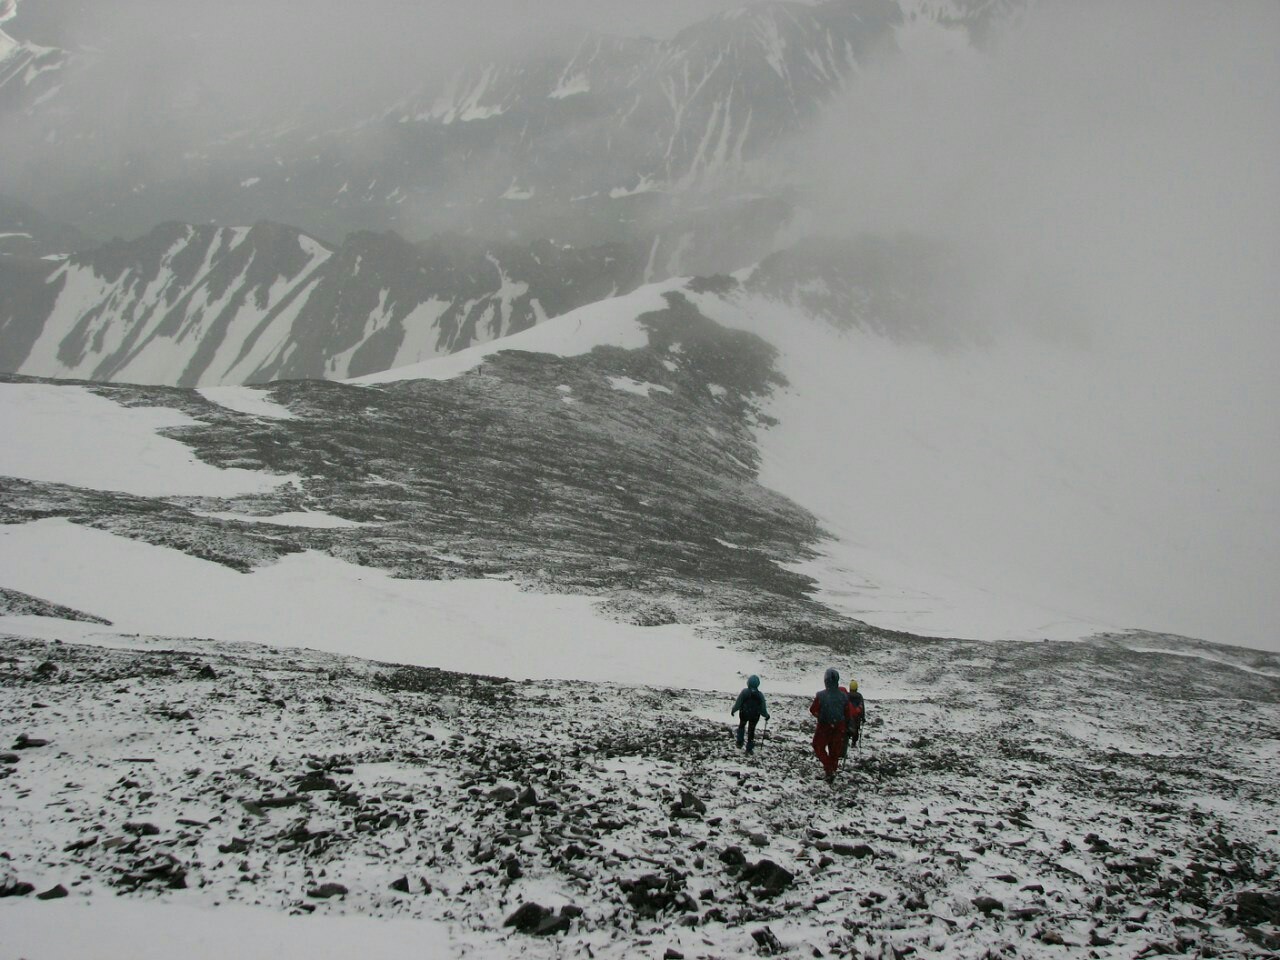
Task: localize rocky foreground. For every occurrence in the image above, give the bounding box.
[2,629,1278,958]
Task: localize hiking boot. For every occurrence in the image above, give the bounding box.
[825,772,835,784]
[735,731,744,749]
[745,742,754,755]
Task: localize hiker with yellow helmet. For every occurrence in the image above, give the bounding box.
[841,678,866,759]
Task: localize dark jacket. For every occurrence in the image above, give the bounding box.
[810,668,852,726]
[848,690,865,723]
[732,675,770,720]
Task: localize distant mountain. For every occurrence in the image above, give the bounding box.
[0,0,72,116]
[0,222,970,387]
[0,220,674,386]
[13,0,916,244]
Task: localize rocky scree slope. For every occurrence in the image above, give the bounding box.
[0,628,1277,958]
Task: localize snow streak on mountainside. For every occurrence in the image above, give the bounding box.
[405,0,900,195]
[0,222,659,386]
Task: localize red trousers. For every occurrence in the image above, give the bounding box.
[813,721,846,775]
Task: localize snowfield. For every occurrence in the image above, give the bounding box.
[0,383,298,497]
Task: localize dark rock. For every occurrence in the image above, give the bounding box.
[124,822,160,836]
[517,785,538,807]
[739,860,795,899]
[619,873,693,918]
[257,795,307,809]
[14,734,49,749]
[63,836,98,852]
[35,661,58,676]
[751,926,786,956]
[36,884,68,900]
[218,838,250,854]
[749,832,768,847]
[719,846,746,868]
[296,771,339,792]
[533,912,572,936]
[196,665,219,679]
[1235,890,1280,926]
[307,883,348,899]
[1008,907,1042,920]
[0,753,18,764]
[489,786,518,803]
[0,880,35,897]
[993,873,1018,883]
[504,902,552,933]
[390,876,411,893]
[831,842,874,858]
[972,896,1004,915]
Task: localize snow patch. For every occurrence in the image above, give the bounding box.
[197,386,297,420]
[607,376,672,398]
[0,383,297,497]
[0,519,811,694]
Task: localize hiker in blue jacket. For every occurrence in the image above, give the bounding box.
[731,674,770,754]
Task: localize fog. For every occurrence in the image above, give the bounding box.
[0,0,746,200]
[4,0,745,129]
[775,0,1280,650]
[4,0,1277,649]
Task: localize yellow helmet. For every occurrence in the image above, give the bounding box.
[849,680,859,692]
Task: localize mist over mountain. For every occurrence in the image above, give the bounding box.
[1,2,1279,956]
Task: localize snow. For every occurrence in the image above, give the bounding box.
[606,376,672,398]
[0,519,817,695]
[0,383,297,497]
[240,176,262,187]
[191,510,373,529]
[351,282,679,385]
[549,71,591,99]
[0,899,455,960]
[197,385,297,420]
[689,289,1278,646]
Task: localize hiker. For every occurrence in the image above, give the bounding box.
[731,674,770,754]
[842,679,866,758]
[809,667,852,782]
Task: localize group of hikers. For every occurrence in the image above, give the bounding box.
[730,668,866,782]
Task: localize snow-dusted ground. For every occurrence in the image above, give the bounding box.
[1,631,1277,959]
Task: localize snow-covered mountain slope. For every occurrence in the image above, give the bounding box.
[0,221,661,386]
[3,257,1274,650]
[353,273,1277,650]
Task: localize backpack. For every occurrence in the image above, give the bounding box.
[816,688,848,726]
[740,688,764,720]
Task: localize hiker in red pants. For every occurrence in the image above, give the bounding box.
[810,667,852,783]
